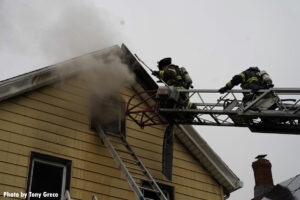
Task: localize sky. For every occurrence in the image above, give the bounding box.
[1,0,300,199]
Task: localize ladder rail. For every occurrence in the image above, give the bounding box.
[178,88,300,94]
[65,190,72,200]
[124,135,168,200]
[65,190,98,200]
[95,125,144,199]
[92,195,98,200]
[242,89,273,112]
[95,124,168,200]
[172,88,300,117]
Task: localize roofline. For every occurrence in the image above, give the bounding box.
[120,44,158,90]
[0,45,120,103]
[175,125,243,193]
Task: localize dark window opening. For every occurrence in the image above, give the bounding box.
[142,181,174,200]
[26,152,71,200]
[90,95,125,136]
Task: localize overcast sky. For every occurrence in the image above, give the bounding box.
[1,0,300,199]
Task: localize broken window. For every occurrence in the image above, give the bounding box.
[142,181,175,200]
[90,94,125,136]
[26,152,71,200]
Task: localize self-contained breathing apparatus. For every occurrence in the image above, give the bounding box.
[259,70,274,88]
[244,68,278,110]
[180,67,193,89]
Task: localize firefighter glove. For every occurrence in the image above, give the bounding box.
[152,71,159,77]
[251,85,261,93]
[218,86,229,94]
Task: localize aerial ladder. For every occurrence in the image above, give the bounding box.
[126,53,299,135]
[90,88,300,200]
[91,50,299,200]
[126,86,300,134]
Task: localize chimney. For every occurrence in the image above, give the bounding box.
[252,154,274,199]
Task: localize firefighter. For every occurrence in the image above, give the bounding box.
[152,57,195,109]
[218,66,274,104]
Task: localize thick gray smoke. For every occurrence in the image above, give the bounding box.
[0,0,134,123]
[0,0,125,65]
[55,48,134,124]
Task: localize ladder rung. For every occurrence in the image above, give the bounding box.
[98,128,166,200]
[126,166,145,173]
[109,138,127,145]
[120,156,139,163]
[105,132,122,138]
[132,176,152,182]
[114,147,133,154]
[139,187,159,193]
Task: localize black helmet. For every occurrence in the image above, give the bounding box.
[157,57,172,70]
[247,66,260,72]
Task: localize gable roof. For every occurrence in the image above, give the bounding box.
[0,44,243,194]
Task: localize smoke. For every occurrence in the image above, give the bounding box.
[54,48,134,124]
[0,0,125,65]
[0,0,135,123]
[39,1,121,61]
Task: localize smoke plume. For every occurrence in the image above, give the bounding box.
[54,48,134,124]
[0,0,135,123]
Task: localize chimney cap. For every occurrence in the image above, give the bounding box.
[255,154,267,159]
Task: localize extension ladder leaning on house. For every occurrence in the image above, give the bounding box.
[93,124,168,200]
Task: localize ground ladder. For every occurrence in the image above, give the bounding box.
[94,124,168,200]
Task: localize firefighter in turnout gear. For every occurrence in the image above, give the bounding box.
[218,66,274,104]
[152,57,195,109]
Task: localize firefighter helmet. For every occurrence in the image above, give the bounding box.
[247,66,260,72]
[158,57,172,70]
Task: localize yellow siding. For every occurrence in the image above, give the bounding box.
[0,76,223,200]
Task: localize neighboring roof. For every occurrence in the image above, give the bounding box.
[262,174,300,200]
[0,44,242,194]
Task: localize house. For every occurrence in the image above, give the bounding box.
[0,44,242,200]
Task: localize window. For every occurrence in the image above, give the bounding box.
[90,95,125,136]
[26,152,72,200]
[142,181,174,200]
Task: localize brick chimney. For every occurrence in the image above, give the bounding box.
[252,155,274,200]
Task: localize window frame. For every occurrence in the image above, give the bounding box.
[142,181,175,200]
[90,97,126,137]
[26,152,72,200]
